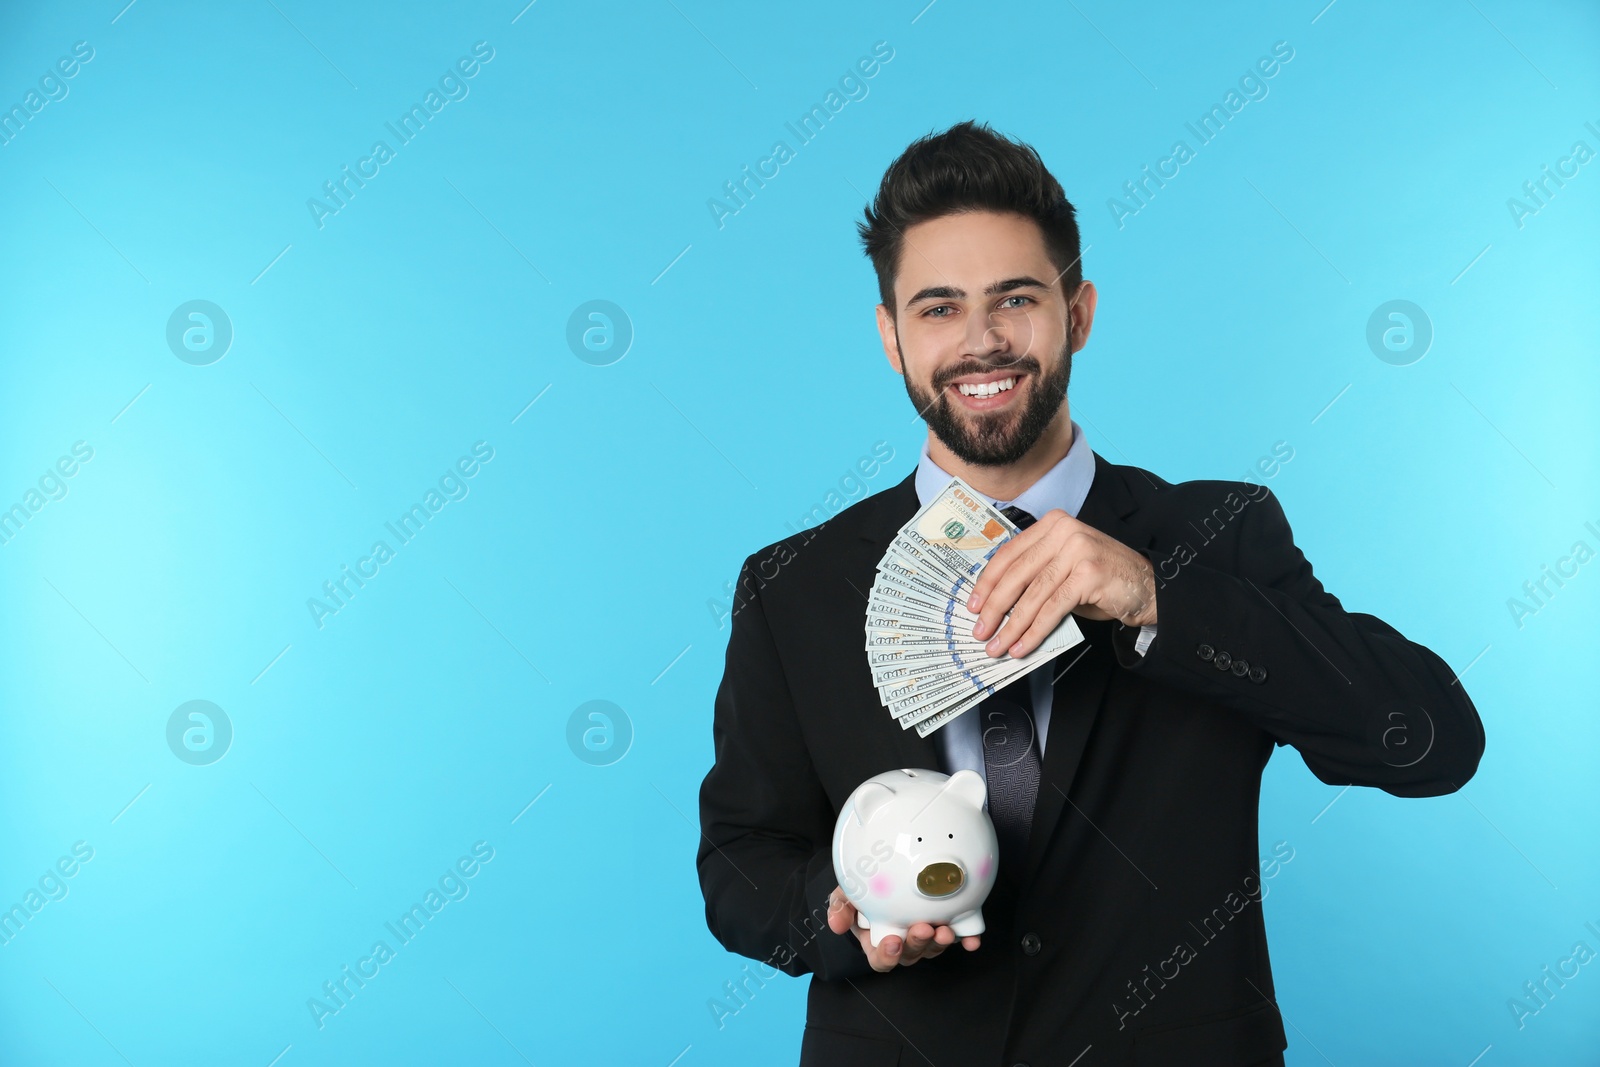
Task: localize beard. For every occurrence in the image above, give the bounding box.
[903,341,1072,467]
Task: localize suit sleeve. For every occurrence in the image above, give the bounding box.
[1108,487,1485,797]
[696,554,875,980]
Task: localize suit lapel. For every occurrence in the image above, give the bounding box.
[1020,452,1158,882]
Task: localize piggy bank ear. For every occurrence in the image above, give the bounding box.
[946,769,987,810]
[851,782,896,826]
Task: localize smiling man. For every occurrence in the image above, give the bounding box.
[696,120,1485,1067]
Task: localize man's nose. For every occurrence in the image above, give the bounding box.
[965,307,1010,356]
[963,308,1033,364]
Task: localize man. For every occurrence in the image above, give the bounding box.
[696,120,1484,1066]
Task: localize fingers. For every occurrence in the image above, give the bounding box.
[967,540,1033,630]
[971,529,1075,652]
[861,927,918,971]
[864,932,902,972]
[902,922,937,960]
[966,521,1040,616]
[854,923,980,971]
[968,510,1071,610]
[837,904,981,970]
[826,887,855,935]
[978,555,1074,657]
[974,526,1110,657]
[1000,579,1085,659]
[971,556,1047,651]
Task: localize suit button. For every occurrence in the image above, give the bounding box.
[1213,651,1232,670]
[1196,643,1214,661]
[1020,932,1041,956]
[1231,658,1249,677]
[1249,665,1268,684]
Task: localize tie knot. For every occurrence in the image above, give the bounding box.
[1000,505,1037,531]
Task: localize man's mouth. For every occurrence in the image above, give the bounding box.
[945,370,1026,409]
[956,377,1016,397]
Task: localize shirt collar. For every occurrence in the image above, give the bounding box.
[913,419,1094,519]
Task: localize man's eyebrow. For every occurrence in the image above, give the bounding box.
[986,276,1051,296]
[905,277,1052,306]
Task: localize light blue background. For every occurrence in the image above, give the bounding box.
[1,1,1596,1063]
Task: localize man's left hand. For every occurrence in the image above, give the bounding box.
[966,510,1158,658]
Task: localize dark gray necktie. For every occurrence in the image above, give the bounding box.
[982,505,1042,876]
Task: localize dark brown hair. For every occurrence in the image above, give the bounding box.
[856,120,1082,314]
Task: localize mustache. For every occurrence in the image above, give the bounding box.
[933,355,1039,389]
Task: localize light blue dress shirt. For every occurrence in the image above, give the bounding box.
[912,419,1157,779]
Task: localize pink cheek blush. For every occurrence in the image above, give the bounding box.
[978,856,993,880]
[868,873,895,898]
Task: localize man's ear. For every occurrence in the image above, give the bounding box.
[875,304,903,374]
[1067,280,1098,352]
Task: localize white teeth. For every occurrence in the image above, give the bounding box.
[956,377,1016,397]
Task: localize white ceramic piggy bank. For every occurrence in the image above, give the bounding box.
[831,767,998,947]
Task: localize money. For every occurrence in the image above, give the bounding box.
[865,476,1084,736]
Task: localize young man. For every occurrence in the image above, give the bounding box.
[696,120,1483,1066]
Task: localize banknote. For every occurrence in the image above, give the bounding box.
[864,476,1085,736]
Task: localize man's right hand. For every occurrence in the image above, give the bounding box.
[826,886,982,972]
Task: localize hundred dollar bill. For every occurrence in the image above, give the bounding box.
[865,611,967,636]
[867,595,1070,653]
[866,615,1033,672]
[891,478,1021,582]
[900,615,1085,726]
[866,628,992,652]
[879,539,974,596]
[869,575,984,634]
[877,638,1038,704]
[868,644,970,671]
[876,661,1021,711]
[864,474,1088,738]
[867,573,951,616]
[869,633,988,657]
[877,551,962,593]
[881,540,977,607]
[893,660,1042,723]
[885,655,1037,724]
[902,614,1088,729]
[913,684,1005,738]
[871,568,970,620]
[869,643,995,683]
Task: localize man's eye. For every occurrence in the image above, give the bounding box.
[924,305,953,318]
[1000,295,1033,309]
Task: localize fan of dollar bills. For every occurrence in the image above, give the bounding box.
[867,476,1084,738]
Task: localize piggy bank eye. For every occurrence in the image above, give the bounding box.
[948,833,954,839]
[916,836,922,842]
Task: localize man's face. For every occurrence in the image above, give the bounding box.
[875,210,1092,467]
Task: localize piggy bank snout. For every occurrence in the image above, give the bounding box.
[915,861,966,898]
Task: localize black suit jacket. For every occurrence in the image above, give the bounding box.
[696,453,1484,1066]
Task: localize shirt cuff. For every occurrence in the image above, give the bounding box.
[1134,623,1158,657]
